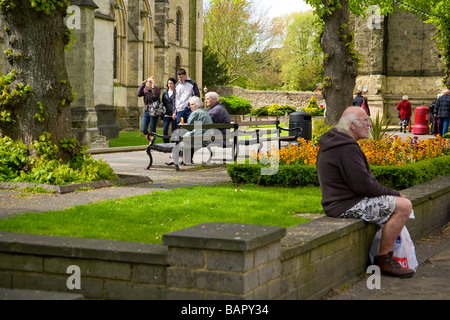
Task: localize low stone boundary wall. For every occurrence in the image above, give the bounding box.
[0,175,448,300]
[209,86,325,109]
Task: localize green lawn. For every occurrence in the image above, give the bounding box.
[0,184,324,244]
[108,130,158,147]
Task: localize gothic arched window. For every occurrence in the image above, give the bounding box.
[175,11,181,42]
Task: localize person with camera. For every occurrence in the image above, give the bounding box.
[137,76,161,142]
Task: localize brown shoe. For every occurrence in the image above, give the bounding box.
[374,251,415,278]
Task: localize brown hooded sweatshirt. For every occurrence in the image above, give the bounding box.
[316,128,400,217]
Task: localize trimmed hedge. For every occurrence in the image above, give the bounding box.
[227,155,450,190]
[371,155,450,190]
[219,95,252,115]
[227,163,318,187]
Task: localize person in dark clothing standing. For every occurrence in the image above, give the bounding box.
[433,88,450,136]
[353,90,370,116]
[161,78,177,143]
[316,107,414,278]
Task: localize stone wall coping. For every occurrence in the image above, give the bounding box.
[281,217,368,260]
[0,232,168,265]
[401,175,450,205]
[281,174,450,261]
[162,222,286,252]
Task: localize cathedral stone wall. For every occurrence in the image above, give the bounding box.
[354,6,446,122]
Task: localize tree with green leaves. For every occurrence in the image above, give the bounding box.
[202,45,228,87]
[0,0,74,150]
[303,0,368,125]
[278,11,324,91]
[203,0,279,85]
[305,0,450,125]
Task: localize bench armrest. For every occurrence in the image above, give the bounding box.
[277,125,303,135]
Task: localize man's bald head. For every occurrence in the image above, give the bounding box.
[335,106,372,140]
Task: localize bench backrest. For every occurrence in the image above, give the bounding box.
[237,120,279,127]
[179,122,239,131]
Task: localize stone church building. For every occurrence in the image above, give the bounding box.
[353,5,446,120]
[1,0,203,144]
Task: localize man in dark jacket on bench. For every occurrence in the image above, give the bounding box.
[205,91,231,147]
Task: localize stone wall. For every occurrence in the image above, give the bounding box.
[209,86,325,110]
[353,6,446,123]
[0,175,448,300]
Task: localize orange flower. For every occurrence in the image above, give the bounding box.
[254,135,449,167]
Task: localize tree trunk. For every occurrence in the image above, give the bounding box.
[0,0,73,147]
[321,0,358,125]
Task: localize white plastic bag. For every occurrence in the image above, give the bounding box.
[369,225,418,271]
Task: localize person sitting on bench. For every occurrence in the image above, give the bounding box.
[166,96,213,165]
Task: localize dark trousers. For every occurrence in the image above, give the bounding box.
[162,116,176,143]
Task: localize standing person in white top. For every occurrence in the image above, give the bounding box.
[161,78,176,143]
[173,68,200,128]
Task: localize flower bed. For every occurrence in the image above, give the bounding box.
[227,135,450,190]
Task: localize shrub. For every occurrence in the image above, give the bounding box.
[369,111,390,141]
[312,119,332,146]
[227,162,319,187]
[267,104,296,116]
[219,95,252,115]
[0,132,117,185]
[302,96,324,116]
[249,106,270,116]
[228,135,450,189]
[371,155,450,189]
[0,135,29,181]
[249,104,296,116]
[227,155,450,190]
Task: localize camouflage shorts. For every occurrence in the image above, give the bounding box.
[339,195,397,226]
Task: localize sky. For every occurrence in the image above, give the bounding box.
[257,0,312,18]
[203,0,312,18]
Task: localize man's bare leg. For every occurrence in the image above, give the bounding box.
[374,196,415,277]
[379,196,412,255]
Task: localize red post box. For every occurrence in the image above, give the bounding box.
[412,106,429,135]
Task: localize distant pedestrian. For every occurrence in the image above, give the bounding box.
[353,90,370,116]
[429,93,442,135]
[433,88,450,136]
[396,95,412,133]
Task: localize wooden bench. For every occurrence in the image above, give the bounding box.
[235,119,303,154]
[146,122,239,171]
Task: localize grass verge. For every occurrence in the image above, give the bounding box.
[0,183,323,244]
